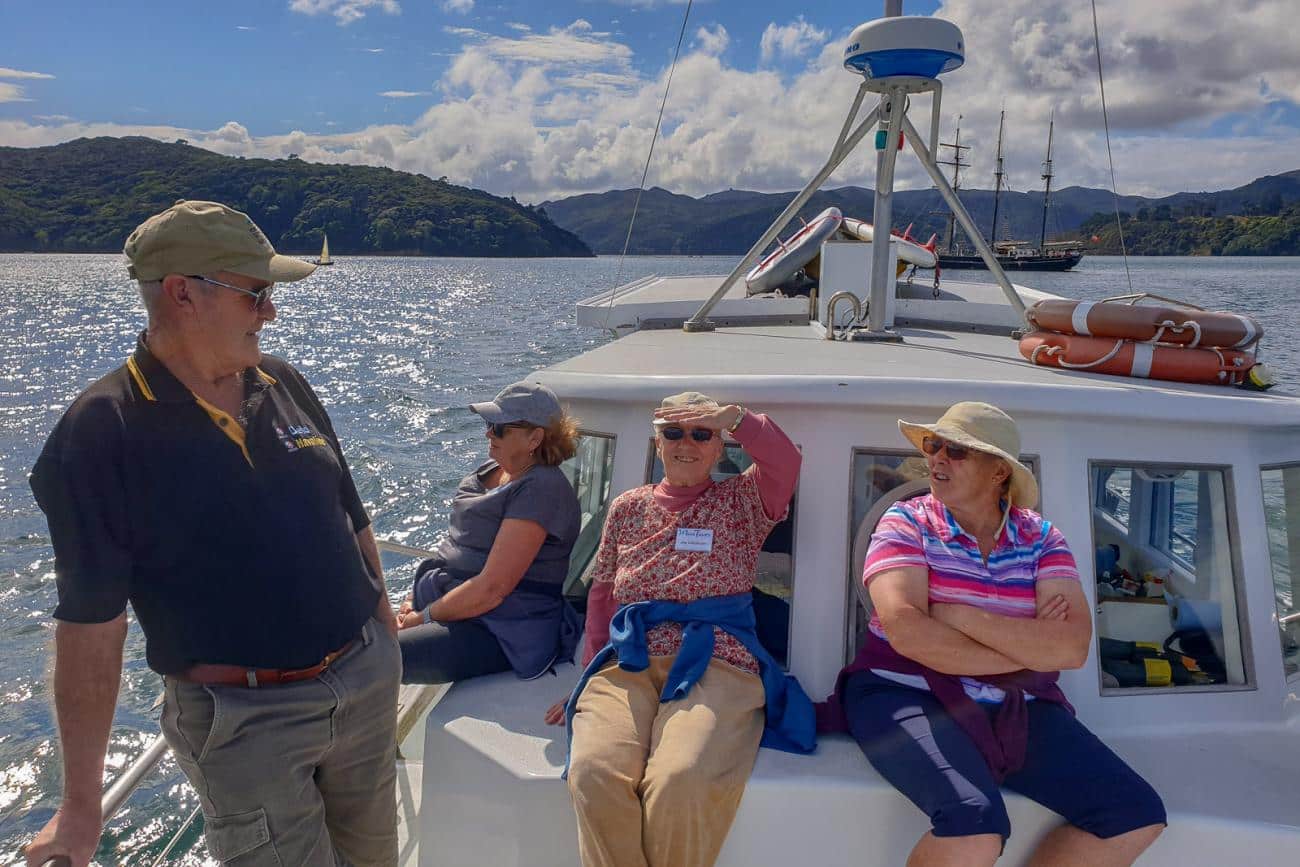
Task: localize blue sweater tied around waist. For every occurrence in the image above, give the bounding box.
[563,593,817,774]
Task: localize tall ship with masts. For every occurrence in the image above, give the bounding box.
[937,110,1085,271]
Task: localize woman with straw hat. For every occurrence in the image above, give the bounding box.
[821,401,1165,867]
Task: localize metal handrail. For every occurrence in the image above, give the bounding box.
[825,292,863,341]
[87,534,437,860]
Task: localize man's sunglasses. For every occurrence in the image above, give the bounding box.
[660,426,715,443]
[189,275,275,310]
[921,435,971,461]
[486,421,535,439]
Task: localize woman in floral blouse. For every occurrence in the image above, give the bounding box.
[546,391,813,867]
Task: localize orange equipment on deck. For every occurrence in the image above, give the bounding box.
[1019,331,1259,386]
[1026,298,1262,348]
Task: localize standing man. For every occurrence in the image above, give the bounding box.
[24,201,401,867]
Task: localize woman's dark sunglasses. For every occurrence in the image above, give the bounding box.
[486,421,535,438]
[660,426,715,443]
[921,435,970,461]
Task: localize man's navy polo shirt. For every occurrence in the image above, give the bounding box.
[30,334,381,675]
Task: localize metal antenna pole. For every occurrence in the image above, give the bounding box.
[900,113,1026,318]
[683,100,882,331]
[866,86,907,333]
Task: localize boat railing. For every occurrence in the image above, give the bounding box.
[824,292,863,340]
[79,536,442,864]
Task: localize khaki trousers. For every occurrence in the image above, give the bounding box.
[568,656,766,867]
[160,617,401,866]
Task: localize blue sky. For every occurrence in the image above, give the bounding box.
[3,1,1298,201]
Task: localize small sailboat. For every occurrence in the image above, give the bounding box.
[316,232,334,266]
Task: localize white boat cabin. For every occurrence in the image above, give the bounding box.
[394,272,1300,865]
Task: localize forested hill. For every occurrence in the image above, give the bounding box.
[542,172,1300,255]
[0,137,593,257]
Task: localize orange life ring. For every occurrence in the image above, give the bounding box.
[1019,331,1258,385]
[1026,299,1262,349]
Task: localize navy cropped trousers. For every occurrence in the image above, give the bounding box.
[842,670,1166,842]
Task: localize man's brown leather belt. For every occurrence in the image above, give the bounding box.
[180,639,357,688]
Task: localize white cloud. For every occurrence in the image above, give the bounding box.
[34,114,72,122]
[506,22,531,33]
[0,83,32,104]
[236,25,256,31]
[694,24,728,57]
[0,67,55,80]
[364,47,385,53]
[288,0,400,26]
[380,90,429,98]
[4,2,1299,202]
[760,17,828,64]
[442,0,473,12]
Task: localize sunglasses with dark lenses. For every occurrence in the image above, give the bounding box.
[189,274,275,310]
[921,435,971,461]
[660,426,715,443]
[486,421,535,438]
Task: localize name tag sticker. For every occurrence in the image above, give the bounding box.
[675,528,714,552]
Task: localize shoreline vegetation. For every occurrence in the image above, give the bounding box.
[540,175,1300,257]
[0,137,593,258]
[2,136,1299,257]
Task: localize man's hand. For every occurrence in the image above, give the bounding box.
[24,800,102,867]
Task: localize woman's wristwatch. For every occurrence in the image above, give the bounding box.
[726,407,747,433]
[422,605,434,625]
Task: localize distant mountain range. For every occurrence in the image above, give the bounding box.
[541,172,1300,255]
[0,137,592,257]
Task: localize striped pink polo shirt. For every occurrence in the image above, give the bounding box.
[863,493,1081,701]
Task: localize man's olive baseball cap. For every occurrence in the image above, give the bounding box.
[123,200,316,283]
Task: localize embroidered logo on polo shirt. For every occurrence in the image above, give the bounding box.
[276,424,328,452]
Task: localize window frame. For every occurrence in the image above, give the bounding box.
[1147,473,1198,570]
[1259,460,1300,685]
[1086,458,1255,696]
[559,428,618,600]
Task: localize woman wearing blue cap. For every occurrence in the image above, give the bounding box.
[397,381,583,683]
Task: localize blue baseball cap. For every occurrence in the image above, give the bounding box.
[469,381,562,426]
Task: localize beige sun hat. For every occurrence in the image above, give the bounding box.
[898,401,1039,509]
[651,391,721,426]
[124,200,316,283]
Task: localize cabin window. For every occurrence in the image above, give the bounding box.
[647,439,798,666]
[1094,467,1133,532]
[1260,464,1300,681]
[560,432,617,605]
[1090,463,1250,692]
[844,449,1039,659]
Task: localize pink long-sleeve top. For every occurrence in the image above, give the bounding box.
[580,411,800,672]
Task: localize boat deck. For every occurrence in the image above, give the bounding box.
[544,322,1298,426]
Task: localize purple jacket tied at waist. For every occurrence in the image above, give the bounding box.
[819,633,1074,782]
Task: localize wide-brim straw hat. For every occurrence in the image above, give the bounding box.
[898,401,1038,510]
